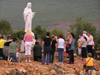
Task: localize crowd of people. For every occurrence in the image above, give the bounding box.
[0,29,99,73]
[77,31,95,60]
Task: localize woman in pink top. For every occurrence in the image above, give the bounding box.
[24,29,33,62]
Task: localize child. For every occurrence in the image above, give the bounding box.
[80,53,95,74]
[9,37,18,62]
[78,34,82,59]
[33,41,42,62]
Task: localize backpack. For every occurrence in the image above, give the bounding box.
[66,42,69,53]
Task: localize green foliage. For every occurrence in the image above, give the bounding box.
[41,28,47,39]
[69,17,97,54]
[0,20,13,35]
[32,25,47,40]
[94,30,100,49]
[32,26,65,40]
[97,47,100,50]
[50,29,65,38]
[12,30,25,40]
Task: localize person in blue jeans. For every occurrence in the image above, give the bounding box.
[9,37,18,62]
[42,32,52,65]
[57,34,65,64]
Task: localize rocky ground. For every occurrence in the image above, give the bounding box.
[0,56,100,75]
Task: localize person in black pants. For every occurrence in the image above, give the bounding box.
[42,32,52,65]
[0,36,7,60]
[50,35,57,63]
[69,50,74,63]
[87,32,94,57]
[33,41,42,62]
[68,33,75,64]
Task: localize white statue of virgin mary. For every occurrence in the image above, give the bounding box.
[23,2,36,32]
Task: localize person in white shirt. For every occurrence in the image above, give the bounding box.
[87,32,94,57]
[81,35,87,61]
[81,31,88,41]
[57,34,65,64]
[78,34,82,59]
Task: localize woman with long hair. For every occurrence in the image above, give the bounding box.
[24,29,33,62]
[81,34,87,61]
[68,33,75,64]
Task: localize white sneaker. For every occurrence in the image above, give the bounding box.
[58,62,61,64]
[25,60,27,62]
[77,56,79,59]
[29,60,31,62]
[80,70,83,74]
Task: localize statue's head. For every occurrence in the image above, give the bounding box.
[27,2,32,9]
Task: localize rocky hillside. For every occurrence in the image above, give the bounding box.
[0,57,100,75]
[47,21,100,35]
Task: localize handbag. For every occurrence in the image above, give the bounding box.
[83,58,91,68]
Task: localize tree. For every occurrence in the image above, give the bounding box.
[41,28,47,39]
[12,30,25,40]
[69,17,97,54]
[95,30,100,50]
[50,29,65,38]
[0,20,13,35]
[32,25,47,40]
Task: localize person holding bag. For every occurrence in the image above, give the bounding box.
[85,53,95,72]
[80,53,95,74]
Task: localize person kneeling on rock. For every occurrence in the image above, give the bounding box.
[80,53,96,74]
[33,41,42,62]
[9,37,18,62]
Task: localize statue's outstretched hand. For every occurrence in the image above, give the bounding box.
[33,12,36,14]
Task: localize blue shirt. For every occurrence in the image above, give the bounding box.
[70,37,75,50]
